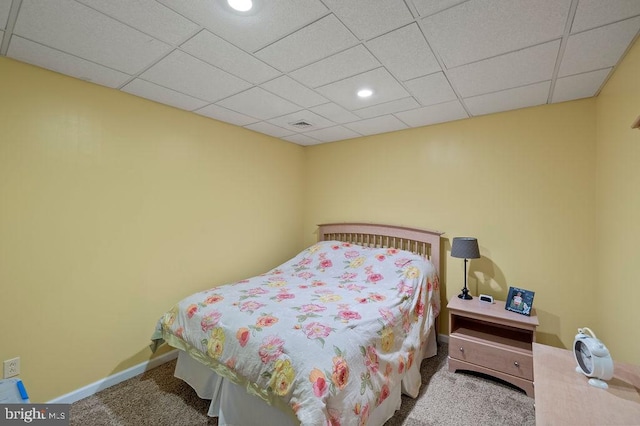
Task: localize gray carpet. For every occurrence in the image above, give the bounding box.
[69,343,535,426]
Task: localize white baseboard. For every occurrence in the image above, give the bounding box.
[438,333,449,344]
[48,349,178,404]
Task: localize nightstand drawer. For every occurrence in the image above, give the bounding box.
[449,335,533,380]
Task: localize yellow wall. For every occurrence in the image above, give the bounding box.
[0,57,305,402]
[2,34,638,403]
[304,100,598,350]
[303,37,640,364]
[595,38,640,364]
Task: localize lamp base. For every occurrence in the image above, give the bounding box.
[458,287,473,300]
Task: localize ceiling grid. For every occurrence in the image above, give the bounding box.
[1,0,638,145]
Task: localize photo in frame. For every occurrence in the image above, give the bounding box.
[505,286,535,316]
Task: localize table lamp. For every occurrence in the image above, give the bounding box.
[451,237,480,300]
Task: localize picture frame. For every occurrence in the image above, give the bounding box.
[505,286,535,316]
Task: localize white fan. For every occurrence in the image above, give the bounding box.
[573,327,614,389]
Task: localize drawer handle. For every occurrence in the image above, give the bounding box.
[459,347,464,353]
[514,361,519,367]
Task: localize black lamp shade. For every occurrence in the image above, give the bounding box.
[451,237,480,259]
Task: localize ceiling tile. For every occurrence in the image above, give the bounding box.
[289,45,380,88]
[395,100,468,127]
[216,87,301,120]
[157,0,328,52]
[551,68,611,103]
[448,40,560,98]
[261,76,328,108]
[0,1,10,30]
[322,0,413,40]
[76,0,200,45]
[195,104,259,126]
[244,121,294,138]
[181,30,280,84]
[13,0,172,74]
[282,133,323,146]
[367,23,441,81]
[267,110,335,132]
[316,67,410,110]
[121,78,208,111]
[404,72,457,106]
[7,36,131,88]
[422,0,572,68]
[572,0,640,33]
[303,125,362,143]
[344,115,408,136]
[559,17,640,77]
[464,81,551,116]
[355,97,420,119]
[255,14,358,72]
[411,0,467,17]
[310,103,361,124]
[140,50,251,102]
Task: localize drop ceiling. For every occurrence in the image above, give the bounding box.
[1,0,639,145]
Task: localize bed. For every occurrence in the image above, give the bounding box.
[153,223,443,425]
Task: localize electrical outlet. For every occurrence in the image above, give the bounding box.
[3,357,20,378]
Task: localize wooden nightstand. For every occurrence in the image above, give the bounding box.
[447,297,539,396]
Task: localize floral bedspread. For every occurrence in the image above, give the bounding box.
[158,240,440,426]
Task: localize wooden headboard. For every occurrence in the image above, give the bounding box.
[317,223,444,276]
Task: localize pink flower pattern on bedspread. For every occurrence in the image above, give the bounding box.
[160,241,440,426]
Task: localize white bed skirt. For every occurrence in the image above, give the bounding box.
[174,330,437,426]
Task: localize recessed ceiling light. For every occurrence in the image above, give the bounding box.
[228,0,252,12]
[357,89,373,98]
